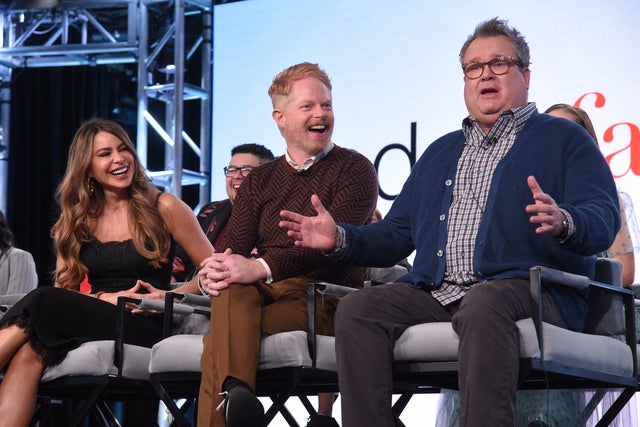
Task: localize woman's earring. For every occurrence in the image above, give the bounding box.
[85,176,95,197]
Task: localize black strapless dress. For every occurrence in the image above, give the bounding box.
[0,238,175,367]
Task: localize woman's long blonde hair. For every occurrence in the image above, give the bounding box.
[51,118,171,290]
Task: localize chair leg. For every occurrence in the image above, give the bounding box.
[167,400,195,427]
[393,414,407,427]
[93,401,122,427]
[595,387,636,427]
[150,380,192,427]
[392,393,412,417]
[266,397,300,427]
[174,398,195,422]
[67,380,110,426]
[265,393,293,424]
[391,393,413,427]
[579,389,607,424]
[298,395,316,417]
[30,399,54,427]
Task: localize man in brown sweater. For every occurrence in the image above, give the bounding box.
[197,62,378,427]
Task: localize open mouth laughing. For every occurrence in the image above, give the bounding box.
[309,124,327,133]
[110,165,129,176]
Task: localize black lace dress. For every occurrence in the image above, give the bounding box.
[0,238,175,367]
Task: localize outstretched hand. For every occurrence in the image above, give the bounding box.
[279,194,338,251]
[525,175,565,237]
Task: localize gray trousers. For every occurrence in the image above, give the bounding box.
[334,279,567,427]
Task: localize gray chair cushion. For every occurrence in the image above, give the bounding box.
[258,331,336,371]
[121,343,153,379]
[391,318,633,377]
[41,340,151,382]
[314,335,338,371]
[539,322,633,377]
[149,334,203,373]
[392,320,539,362]
[258,330,311,370]
[148,316,634,382]
[150,262,632,383]
[393,322,460,362]
[149,330,338,375]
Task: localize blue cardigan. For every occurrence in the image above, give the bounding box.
[336,111,620,331]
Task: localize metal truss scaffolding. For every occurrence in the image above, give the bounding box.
[0,0,213,212]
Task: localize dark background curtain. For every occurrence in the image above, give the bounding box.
[5,65,139,286]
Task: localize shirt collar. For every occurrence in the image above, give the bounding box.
[285,142,334,171]
[462,102,537,134]
[512,102,537,133]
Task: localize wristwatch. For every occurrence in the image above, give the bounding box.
[557,211,569,241]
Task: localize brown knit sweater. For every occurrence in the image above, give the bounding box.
[219,145,378,288]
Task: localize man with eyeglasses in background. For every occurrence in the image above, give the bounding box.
[278,18,619,427]
[172,143,275,283]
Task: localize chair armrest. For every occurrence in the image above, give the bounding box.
[136,298,196,315]
[529,266,637,377]
[114,292,212,370]
[306,282,359,368]
[530,266,591,291]
[133,293,211,316]
[309,281,360,297]
[174,292,212,308]
[115,296,140,376]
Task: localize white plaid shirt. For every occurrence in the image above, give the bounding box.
[431,102,537,305]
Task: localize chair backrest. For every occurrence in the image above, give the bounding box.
[583,257,624,335]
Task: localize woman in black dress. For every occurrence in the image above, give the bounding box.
[0,118,213,426]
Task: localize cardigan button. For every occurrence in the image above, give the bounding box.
[445,179,453,186]
[436,250,444,257]
[439,214,446,221]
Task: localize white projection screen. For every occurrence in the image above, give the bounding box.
[210,0,640,288]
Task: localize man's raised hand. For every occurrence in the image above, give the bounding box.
[525,175,565,237]
[279,194,338,251]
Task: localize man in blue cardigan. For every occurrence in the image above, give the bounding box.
[279,18,620,427]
